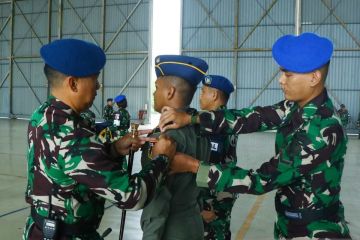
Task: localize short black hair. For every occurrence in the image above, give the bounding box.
[319,61,330,82]
[217,89,230,105]
[167,76,196,106]
[44,64,67,88]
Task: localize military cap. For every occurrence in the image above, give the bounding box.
[155,55,208,86]
[202,75,234,95]
[272,32,333,73]
[40,38,106,77]
[114,94,126,103]
[107,98,113,102]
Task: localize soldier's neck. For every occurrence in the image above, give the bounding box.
[164,100,188,111]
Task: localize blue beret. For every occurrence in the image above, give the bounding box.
[202,75,234,95]
[155,55,208,86]
[40,38,106,77]
[114,94,126,103]
[272,32,333,73]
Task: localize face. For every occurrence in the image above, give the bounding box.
[199,85,214,110]
[73,75,100,112]
[153,77,169,113]
[278,69,314,107]
[107,100,113,106]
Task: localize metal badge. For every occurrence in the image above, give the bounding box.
[204,75,212,84]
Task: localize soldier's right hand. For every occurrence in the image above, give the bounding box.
[159,106,192,132]
[151,134,176,160]
[112,130,156,156]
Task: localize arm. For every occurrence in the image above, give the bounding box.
[174,122,345,195]
[160,100,292,135]
[61,130,175,210]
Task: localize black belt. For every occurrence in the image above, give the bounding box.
[31,207,99,237]
[275,199,340,224]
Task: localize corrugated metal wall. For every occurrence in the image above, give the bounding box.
[0,0,151,120]
[182,0,360,129]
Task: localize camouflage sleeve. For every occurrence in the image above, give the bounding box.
[60,130,168,210]
[199,100,292,135]
[202,122,345,195]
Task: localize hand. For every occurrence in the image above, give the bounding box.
[170,152,200,174]
[201,210,217,223]
[159,106,192,132]
[113,130,157,156]
[151,134,176,160]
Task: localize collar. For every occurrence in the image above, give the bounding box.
[47,95,78,117]
[216,105,227,111]
[289,89,329,128]
[299,89,329,121]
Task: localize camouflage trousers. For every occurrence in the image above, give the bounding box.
[203,216,231,240]
[200,188,235,240]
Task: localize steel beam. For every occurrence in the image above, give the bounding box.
[118,56,148,94]
[249,69,280,107]
[47,0,52,97]
[195,0,232,44]
[238,0,278,49]
[9,0,14,117]
[183,0,223,48]
[295,0,301,35]
[105,0,143,52]
[13,60,42,104]
[100,0,106,117]
[14,1,44,45]
[66,0,99,45]
[232,0,239,108]
[58,0,63,38]
[321,0,360,48]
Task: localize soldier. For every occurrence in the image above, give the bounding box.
[337,104,350,128]
[23,39,176,240]
[112,94,131,140]
[103,98,114,123]
[160,33,351,239]
[198,75,237,240]
[140,55,210,240]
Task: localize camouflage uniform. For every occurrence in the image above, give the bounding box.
[80,109,96,131]
[141,109,211,240]
[97,108,131,170]
[23,96,169,240]
[196,89,350,239]
[103,104,114,122]
[110,108,131,141]
[199,105,238,240]
[337,108,350,128]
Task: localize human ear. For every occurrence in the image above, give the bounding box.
[167,86,175,100]
[310,70,322,87]
[211,89,218,101]
[68,76,78,92]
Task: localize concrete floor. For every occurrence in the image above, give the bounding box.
[0,118,359,240]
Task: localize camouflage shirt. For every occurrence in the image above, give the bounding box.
[110,108,131,141]
[199,105,238,240]
[196,89,350,239]
[23,96,168,239]
[102,105,114,122]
